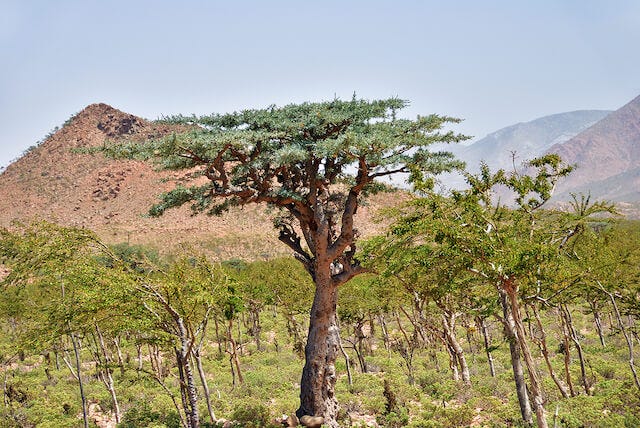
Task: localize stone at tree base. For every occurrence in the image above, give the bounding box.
[284,413,299,426]
[299,415,324,427]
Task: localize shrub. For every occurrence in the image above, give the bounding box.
[229,402,279,427]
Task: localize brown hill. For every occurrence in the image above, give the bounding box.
[0,104,398,259]
[549,94,640,202]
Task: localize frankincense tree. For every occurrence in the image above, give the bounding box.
[99,97,467,425]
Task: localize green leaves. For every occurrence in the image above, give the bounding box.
[95,97,468,219]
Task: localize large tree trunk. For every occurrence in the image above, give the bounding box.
[297,271,340,428]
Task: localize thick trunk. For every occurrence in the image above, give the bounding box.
[445,342,460,381]
[297,271,339,428]
[499,291,533,426]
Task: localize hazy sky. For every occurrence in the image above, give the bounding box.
[1,0,639,168]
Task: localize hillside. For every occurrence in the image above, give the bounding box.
[434,110,611,192]
[549,94,640,202]
[0,104,399,259]
[459,110,611,173]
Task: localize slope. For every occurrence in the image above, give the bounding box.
[549,94,640,202]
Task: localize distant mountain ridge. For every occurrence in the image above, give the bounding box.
[454,109,612,174]
[548,94,640,202]
[436,109,611,192]
[437,95,640,213]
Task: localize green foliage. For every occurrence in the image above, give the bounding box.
[118,403,181,428]
[97,97,468,218]
[1,213,639,427]
[229,401,279,427]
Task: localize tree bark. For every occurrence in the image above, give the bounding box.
[71,332,89,428]
[560,305,590,395]
[297,270,340,428]
[178,322,201,428]
[504,284,547,428]
[499,290,534,426]
[193,347,216,423]
[442,311,471,385]
[531,305,569,399]
[478,316,496,377]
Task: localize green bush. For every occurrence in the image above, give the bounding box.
[118,403,181,428]
[229,402,279,427]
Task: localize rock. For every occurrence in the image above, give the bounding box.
[283,413,299,426]
[299,415,324,427]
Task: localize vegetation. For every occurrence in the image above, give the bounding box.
[0,98,639,427]
[95,97,467,426]
[0,211,639,427]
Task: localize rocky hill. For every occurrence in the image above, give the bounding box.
[0,104,396,259]
[549,94,640,202]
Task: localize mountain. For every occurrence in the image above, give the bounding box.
[0,104,396,259]
[457,110,611,173]
[548,94,640,202]
[435,110,611,192]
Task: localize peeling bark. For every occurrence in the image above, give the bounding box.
[297,268,340,427]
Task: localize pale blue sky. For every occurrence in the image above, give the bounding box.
[1,0,639,168]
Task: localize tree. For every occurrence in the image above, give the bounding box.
[0,222,134,426]
[98,97,467,425]
[372,156,579,428]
